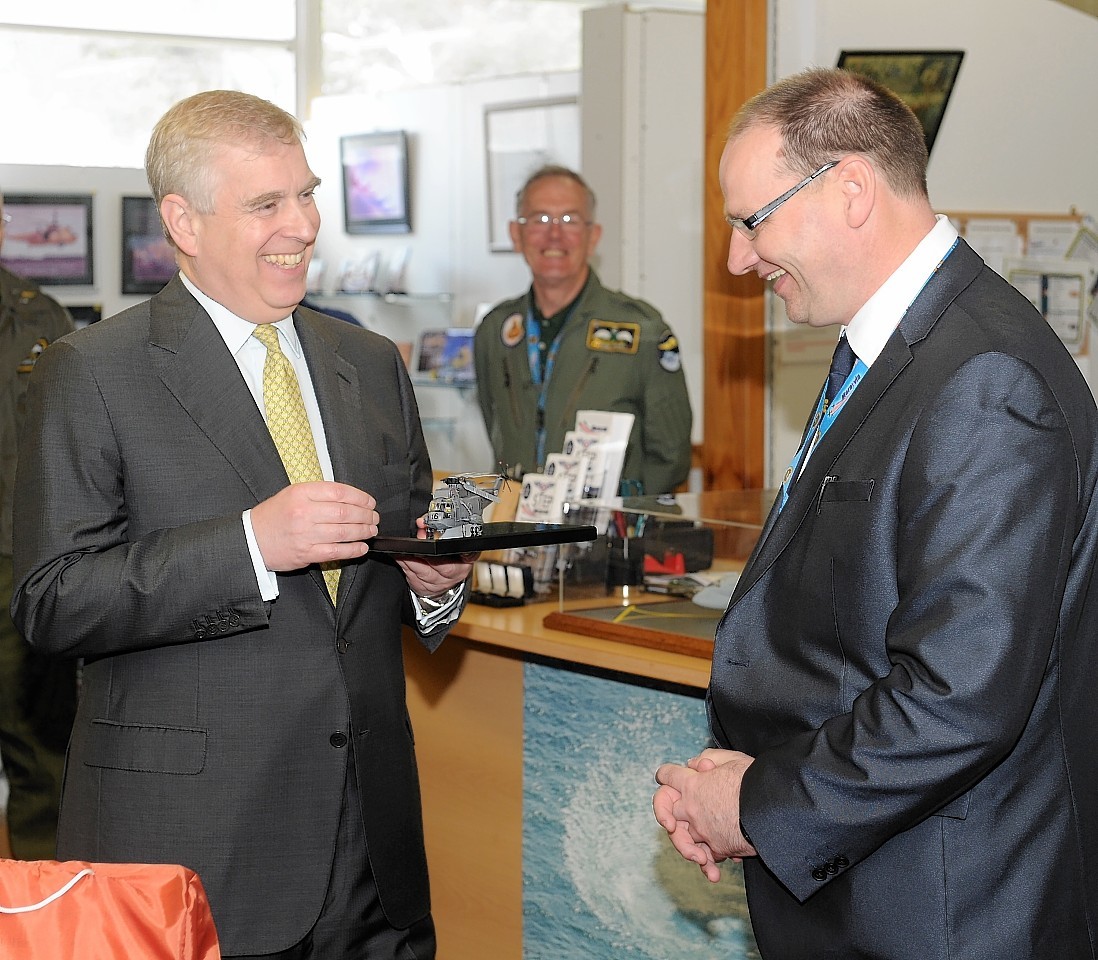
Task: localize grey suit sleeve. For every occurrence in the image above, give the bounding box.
[741,352,1079,900]
[11,340,268,659]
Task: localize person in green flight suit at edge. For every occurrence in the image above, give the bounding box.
[0,187,79,861]
[473,165,693,495]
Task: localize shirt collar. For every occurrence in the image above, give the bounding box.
[180,272,300,358]
[845,214,959,366]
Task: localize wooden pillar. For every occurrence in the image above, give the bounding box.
[703,0,769,491]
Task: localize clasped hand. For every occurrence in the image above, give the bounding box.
[652,748,757,883]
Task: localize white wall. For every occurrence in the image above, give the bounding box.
[305,72,580,327]
[766,0,1098,485]
[582,5,705,444]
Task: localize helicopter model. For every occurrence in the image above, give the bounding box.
[424,472,509,538]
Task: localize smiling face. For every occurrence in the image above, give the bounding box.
[510,174,601,303]
[720,125,847,328]
[175,137,320,325]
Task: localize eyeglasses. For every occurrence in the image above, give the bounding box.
[726,160,838,240]
[515,212,592,232]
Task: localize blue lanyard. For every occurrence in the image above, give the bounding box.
[526,302,575,469]
[777,237,960,512]
[779,357,868,510]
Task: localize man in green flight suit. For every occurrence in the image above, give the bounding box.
[0,189,78,859]
[474,165,692,495]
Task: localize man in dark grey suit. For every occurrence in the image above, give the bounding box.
[11,90,473,959]
[654,68,1098,958]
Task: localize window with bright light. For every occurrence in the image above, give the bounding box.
[0,1,295,40]
[0,2,296,167]
[320,0,583,97]
[0,0,696,167]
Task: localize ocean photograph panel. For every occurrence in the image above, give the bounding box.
[523,663,761,959]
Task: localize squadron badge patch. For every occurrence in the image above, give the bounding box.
[16,338,50,375]
[657,333,682,373]
[501,312,525,348]
[586,319,640,355]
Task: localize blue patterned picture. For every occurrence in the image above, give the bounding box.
[523,662,761,959]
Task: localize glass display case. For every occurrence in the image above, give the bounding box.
[524,488,774,657]
[556,489,772,593]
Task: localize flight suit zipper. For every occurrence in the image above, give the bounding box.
[561,356,600,427]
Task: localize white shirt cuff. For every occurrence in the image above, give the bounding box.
[243,510,279,601]
[409,583,465,631]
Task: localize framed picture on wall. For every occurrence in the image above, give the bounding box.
[484,96,580,252]
[340,130,412,234]
[0,193,94,285]
[836,50,964,155]
[121,195,177,295]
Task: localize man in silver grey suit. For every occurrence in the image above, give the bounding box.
[11,90,472,959]
[654,68,1098,958]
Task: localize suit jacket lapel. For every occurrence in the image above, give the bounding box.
[295,310,379,603]
[147,276,286,503]
[728,240,985,609]
[295,314,366,483]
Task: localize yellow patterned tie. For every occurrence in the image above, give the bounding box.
[252,323,340,604]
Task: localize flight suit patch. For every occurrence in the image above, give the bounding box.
[658,333,682,372]
[501,312,525,348]
[16,337,50,375]
[586,319,640,355]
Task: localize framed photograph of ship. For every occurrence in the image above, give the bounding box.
[121,196,176,295]
[0,192,94,285]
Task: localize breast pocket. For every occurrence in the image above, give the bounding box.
[817,477,875,511]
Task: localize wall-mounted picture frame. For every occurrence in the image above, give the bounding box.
[340,130,412,234]
[0,193,93,285]
[121,195,177,295]
[836,50,964,156]
[484,96,580,252]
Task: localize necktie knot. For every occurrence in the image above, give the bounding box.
[825,334,857,406]
[252,323,281,351]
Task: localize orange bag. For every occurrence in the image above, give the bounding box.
[0,859,222,959]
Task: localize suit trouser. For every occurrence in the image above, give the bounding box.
[226,753,436,960]
[0,554,78,861]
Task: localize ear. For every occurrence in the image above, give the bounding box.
[835,156,875,229]
[508,218,523,252]
[160,194,198,258]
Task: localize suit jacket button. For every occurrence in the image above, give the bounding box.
[336,637,350,654]
[835,855,849,869]
[329,732,348,748]
[811,867,828,882]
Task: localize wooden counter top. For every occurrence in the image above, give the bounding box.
[446,589,712,690]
